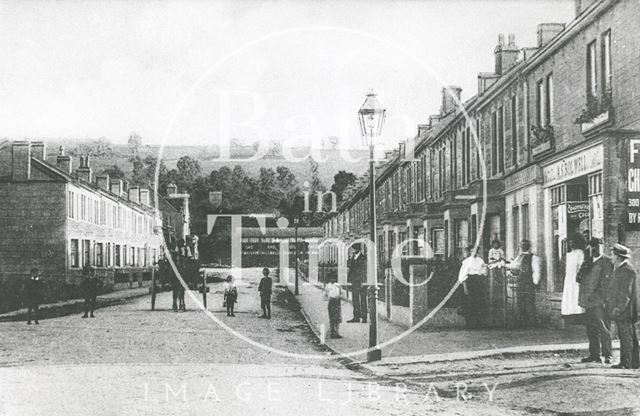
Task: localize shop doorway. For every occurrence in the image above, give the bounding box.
[550,172,602,292]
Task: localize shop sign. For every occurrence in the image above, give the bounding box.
[567,202,589,222]
[543,145,603,187]
[627,139,640,226]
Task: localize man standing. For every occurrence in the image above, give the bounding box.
[507,240,542,327]
[578,238,614,363]
[347,243,368,323]
[258,267,272,319]
[23,268,43,325]
[609,243,639,369]
[81,267,100,318]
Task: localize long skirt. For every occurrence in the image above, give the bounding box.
[328,298,342,324]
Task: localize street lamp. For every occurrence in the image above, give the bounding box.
[294,217,300,295]
[358,89,386,362]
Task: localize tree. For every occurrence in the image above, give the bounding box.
[330,170,357,204]
[175,156,201,192]
[102,164,125,180]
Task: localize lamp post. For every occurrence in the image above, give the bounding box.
[358,89,386,362]
[294,217,300,295]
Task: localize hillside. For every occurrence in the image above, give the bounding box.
[0,139,370,188]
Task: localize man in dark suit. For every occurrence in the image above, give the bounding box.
[578,238,614,363]
[609,243,639,369]
[347,243,368,323]
[23,268,43,325]
[81,267,100,318]
[258,267,272,319]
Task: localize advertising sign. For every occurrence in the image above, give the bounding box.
[628,139,640,227]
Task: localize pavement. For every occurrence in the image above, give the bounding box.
[0,286,151,322]
[283,268,614,371]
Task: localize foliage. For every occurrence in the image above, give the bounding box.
[574,90,612,124]
[529,124,555,148]
[101,164,126,180]
[330,170,357,204]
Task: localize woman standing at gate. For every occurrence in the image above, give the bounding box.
[458,245,488,329]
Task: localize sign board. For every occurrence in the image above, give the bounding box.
[567,202,589,222]
[543,145,603,187]
[627,139,640,227]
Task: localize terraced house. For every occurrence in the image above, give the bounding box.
[320,0,640,328]
[0,141,179,310]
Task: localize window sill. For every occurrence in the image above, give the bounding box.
[580,109,612,134]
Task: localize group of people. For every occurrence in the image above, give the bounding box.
[221,267,273,319]
[458,239,541,328]
[562,236,639,369]
[22,266,101,324]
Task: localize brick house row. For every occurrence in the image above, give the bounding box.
[320,0,640,327]
[0,141,184,304]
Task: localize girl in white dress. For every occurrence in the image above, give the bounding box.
[561,236,586,316]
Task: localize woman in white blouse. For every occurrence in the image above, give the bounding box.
[458,245,488,328]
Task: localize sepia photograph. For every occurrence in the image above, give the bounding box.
[1,0,639,415]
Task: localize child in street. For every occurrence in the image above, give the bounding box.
[223,275,238,317]
[324,275,342,339]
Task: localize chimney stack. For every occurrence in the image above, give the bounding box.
[76,154,92,183]
[139,188,150,206]
[11,141,31,181]
[31,141,46,161]
[129,186,140,204]
[495,33,519,75]
[441,86,462,116]
[110,179,123,196]
[56,147,72,174]
[96,175,110,191]
[122,180,130,195]
[575,0,598,17]
[167,183,177,196]
[537,23,565,48]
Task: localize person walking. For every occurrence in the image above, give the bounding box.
[223,275,238,317]
[347,243,368,323]
[324,276,343,339]
[458,245,488,329]
[81,267,101,318]
[23,268,43,325]
[578,238,614,363]
[609,243,639,369]
[258,267,272,319]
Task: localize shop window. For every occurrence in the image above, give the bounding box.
[589,173,604,239]
[70,239,79,268]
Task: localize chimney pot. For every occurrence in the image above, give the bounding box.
[129,186,140,204]
[31,141,46,161]
[110,179,123,196]
[96,175,110,191]
[11,141,31,181]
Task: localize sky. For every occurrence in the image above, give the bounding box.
[0,0,575,150]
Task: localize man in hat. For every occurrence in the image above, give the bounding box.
[578,238,614,363]
[23,267,43,325]
[609,243,639,369]
[347,243,368,323]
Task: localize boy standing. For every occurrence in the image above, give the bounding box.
[325,277,342,339]
[258,268,272,319]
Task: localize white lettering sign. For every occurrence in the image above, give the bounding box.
[543,145,603,187]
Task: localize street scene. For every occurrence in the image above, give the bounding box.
[2,0,640,415]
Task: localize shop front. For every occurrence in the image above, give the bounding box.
[542,143,603,294]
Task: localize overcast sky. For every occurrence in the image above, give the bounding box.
[0,0,575,149]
